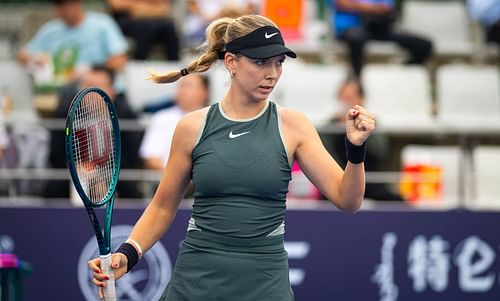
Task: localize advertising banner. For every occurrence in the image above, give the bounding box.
[1,207,499,300]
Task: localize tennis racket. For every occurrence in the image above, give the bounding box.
[65,87,121,301]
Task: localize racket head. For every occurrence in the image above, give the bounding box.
[65,87,121,208]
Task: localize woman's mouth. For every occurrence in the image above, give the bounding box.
[258,85,274,93]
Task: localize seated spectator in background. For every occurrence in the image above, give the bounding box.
[17,0,128,85]
[0,115,7,162]
[45,66,143,199]
[107,0,180,60]
[332,0,433,77]
[0,114,9,194]
[185,0,258,46]
[467,0,500,45]
[140,74,209,170]
[330,76,404,201]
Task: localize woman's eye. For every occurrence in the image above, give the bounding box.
[254,59,265,65]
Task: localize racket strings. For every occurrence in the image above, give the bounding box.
[72,92,117,205]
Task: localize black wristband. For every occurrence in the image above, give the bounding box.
[116,242,139,273]
[345,135,367,164]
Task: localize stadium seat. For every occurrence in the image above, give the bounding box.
[124,60,182,112]
[472,146,500,210]
[330,41,404,64]
[0,38,12,59]
[0,60,36,121]
[207,63,231,105]
[271,61,346,126]
[401,0,474,57]
[400,145,463,208]
[436,64,500,126]
[362,64,433,127]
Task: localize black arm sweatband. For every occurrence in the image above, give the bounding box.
[116,242,139,273]
[345,135,367,164]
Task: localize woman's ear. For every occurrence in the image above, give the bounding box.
[224,53,237,76]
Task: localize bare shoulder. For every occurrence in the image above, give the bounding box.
[174,106,210,147]
[276,105,319,155]
[277,105,316,136]
[181,106,209,124]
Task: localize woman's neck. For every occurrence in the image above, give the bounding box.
[221,87,267,120]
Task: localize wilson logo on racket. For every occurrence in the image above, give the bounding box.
[74,122,112,168]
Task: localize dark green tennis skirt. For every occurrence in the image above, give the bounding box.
[159,231,294,301]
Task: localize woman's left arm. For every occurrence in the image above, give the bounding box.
[287,105,375,213]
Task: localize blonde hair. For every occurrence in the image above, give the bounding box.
[148,15,277,84]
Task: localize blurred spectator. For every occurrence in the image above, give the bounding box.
[17,0,128,85]
[467,0,500,45]
[0,115,7,162]
[139,74,209,170]
[45,66,143,199]
[0,115,10,195]
[330,76,404,201]
[332,0,433,77]
[107,0,180,60]
[185,0,259,46]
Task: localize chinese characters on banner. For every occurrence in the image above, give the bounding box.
[373,233,499,301]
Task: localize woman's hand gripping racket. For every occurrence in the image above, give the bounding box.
[65,87,121,301]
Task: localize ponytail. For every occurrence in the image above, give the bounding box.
[148,18,233,84]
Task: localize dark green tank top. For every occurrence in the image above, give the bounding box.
[190,101,291,241]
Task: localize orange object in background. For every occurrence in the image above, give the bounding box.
[400,164,443,204]
[262,0,304,41]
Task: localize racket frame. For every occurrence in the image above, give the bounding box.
[65,87,121,256]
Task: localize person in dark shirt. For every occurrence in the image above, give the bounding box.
[107,0,180,60]
[45,65,143,199]
[333,0,433,77]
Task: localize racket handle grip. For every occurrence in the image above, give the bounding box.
[100,254,117,301]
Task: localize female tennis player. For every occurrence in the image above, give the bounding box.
[88,14,375,300]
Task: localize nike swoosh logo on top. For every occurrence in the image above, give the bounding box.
[229,131,251,139]
[265,32,278,39]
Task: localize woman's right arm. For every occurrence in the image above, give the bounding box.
[125,116,195,253]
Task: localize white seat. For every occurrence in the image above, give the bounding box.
[473,146,500,210]
[362,64,433,127]
[207,63,231,105]
[271,61,346,126]
[0,38,12,59]
[400,145,462,208]
[365,41,404,58]
[331,42,404,62]
[0,60,36,121]
[401,1,474,56]
[124,60,182,112]
[436,64,500,126]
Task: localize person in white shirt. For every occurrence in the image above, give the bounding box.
[139,74,210,170]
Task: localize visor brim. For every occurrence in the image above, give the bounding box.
[238,44,297,59]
